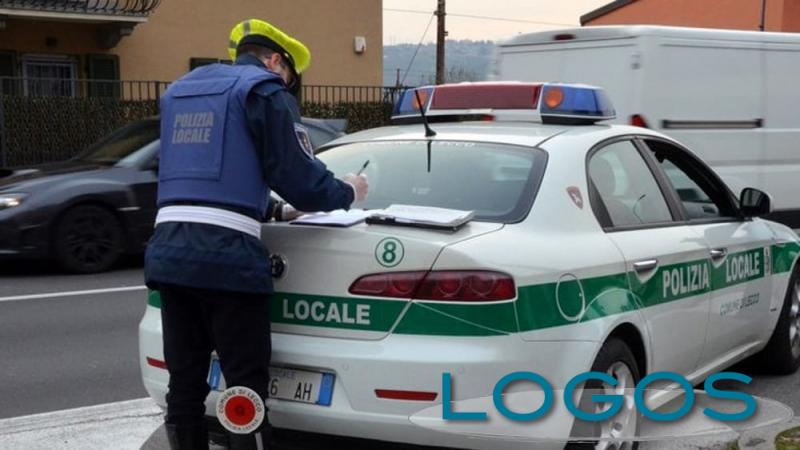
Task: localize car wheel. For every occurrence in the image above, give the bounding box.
[53,204,124,274]
[758,266,800,374]
[565,337,640,450]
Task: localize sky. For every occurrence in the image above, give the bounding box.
[383,0,611,45]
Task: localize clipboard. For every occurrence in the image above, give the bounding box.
[365,215,467,232]
[290,210,370,227]
[366,205,475,232]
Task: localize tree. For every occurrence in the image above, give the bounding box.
[422,66,480,84]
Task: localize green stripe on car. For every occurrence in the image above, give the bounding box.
[773,242,800,274]
[275,293,405,332]
[146,244,799,336]
[148,290,162,308]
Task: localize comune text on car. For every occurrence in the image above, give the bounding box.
[0,117,345,273]
[139,83,800,450]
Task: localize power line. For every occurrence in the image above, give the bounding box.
[384,8,435,15]
[400,13,436,86]
[383,69,435,74]
[384,8,575,27]
[451,12,574,27]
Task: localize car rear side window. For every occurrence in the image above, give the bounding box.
[588,140,673,228]
[642,139,739,221]
[318,140,546,223]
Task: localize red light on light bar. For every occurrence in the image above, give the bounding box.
[630,114,650,128]
[412,90,430,110]
[375,389,438,401]
[430,84,542,110]
[544,87,564,109]
[147,357,167,370]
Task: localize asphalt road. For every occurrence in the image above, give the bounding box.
[0,259,798,447]
[0,259,148,419]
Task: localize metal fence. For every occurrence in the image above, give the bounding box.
[0,77,407,167]
[0,0,162,17]
[0,77,169,100]
[300,85,406,105]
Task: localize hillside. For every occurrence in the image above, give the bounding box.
[383,40,495,86]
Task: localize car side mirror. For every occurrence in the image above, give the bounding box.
[144,158,159,173]
[740,188,772,217]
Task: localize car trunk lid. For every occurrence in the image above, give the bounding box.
[263,221,503,340]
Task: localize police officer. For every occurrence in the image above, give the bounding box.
[145,19,368,450]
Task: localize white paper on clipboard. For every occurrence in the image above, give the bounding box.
[368,204,475,228]
[290,209,371,227]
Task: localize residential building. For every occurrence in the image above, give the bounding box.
[582,0,800,32]
[0,0,382,96]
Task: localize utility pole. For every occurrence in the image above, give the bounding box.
[759,0,767,31]
[0,80,6,168]
[435,0,446,84]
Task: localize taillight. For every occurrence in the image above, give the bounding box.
[630,114,649,128]
[349,271,427,298]
[375,389,438,401]
[416,271,516,302]
[147,357,167,370]
[349,271,516,302]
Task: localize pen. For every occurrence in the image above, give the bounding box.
[356,159,370,176]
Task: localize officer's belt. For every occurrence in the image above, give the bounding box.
[155,205,261,239]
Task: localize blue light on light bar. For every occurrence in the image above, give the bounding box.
[393,86,434,118]
[391,82,616,125]
[540,84,616,122]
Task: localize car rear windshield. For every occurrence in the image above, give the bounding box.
[318,140,547,223]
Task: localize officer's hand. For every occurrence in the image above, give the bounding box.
[343,173,369,204]
[280,203,304,221]
[268,200,304,221]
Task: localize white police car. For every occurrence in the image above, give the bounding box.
[139,83,800,449]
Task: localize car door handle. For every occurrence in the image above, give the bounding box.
[710,248,728,260]
[633,259,659,273]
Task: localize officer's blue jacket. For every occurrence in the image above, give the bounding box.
[145,54,355,294]
[157,63,280,218]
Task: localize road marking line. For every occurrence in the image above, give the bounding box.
[0,397,161,434]
[0,398,164,450]
[0,285,147,303]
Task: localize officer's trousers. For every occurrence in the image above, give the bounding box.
[159,284,272,432]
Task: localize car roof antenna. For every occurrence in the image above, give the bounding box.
[413,90,436,172]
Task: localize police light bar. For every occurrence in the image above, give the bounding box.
[392,82,616,125]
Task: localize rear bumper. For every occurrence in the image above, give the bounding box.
[206,417,472,450]
[140,305,595,449]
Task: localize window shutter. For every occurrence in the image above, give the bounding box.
[86,54,120,98]
[0,51,17,95]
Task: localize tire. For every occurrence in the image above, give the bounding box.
[53,204,124,274]
[565,337,641,450]
[758,266,800,375]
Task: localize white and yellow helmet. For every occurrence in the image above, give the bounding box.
[228,19,311,76]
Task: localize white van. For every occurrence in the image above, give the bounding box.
[493,25,800,229]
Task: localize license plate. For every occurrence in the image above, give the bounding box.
[269,366,335,406]
[207,359,334,406]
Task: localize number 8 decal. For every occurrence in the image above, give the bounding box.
[376,237,404,268]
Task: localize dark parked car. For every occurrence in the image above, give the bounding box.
[0,117,346,273]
